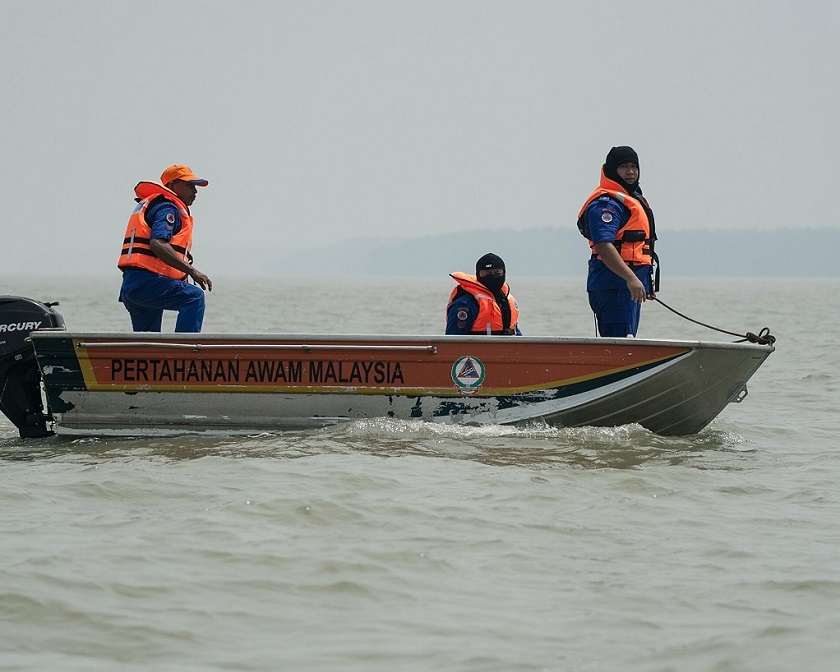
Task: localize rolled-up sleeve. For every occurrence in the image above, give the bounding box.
[585,199,623,243]
[146,202,181,242]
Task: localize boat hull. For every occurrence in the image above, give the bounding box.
[29,332,774,436]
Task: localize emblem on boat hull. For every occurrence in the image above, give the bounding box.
[451,355,485,393]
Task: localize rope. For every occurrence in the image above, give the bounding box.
[652,297,776,345]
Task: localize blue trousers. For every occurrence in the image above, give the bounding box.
[588,288,642,337]
[120,269,206,333]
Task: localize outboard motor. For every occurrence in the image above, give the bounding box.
[0,296,65,438]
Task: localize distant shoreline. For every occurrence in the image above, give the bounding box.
[3,226,837,279]
[262,226,838,278]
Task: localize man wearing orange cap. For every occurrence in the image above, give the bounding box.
[117,165,213,332]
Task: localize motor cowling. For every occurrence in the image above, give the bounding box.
[0,296,66,438]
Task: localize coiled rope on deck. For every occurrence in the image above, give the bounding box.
[652,297,776,345]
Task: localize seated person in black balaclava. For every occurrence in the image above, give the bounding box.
[445,253,522,335]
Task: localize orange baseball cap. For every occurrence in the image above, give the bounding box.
[160,164,209,186]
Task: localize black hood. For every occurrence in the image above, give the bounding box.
[603,145,640,194]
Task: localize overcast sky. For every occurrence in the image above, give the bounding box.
[2,0,838,278]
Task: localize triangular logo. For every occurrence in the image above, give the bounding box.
[457,358,480,379]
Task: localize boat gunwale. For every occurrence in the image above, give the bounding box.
[28,331,775,354]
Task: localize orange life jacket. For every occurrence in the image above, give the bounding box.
[577,171,653,267]
[117,181,194,280]
[447,272,520,335]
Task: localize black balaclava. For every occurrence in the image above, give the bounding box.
[476,252,506,295]
[603,145,640,195]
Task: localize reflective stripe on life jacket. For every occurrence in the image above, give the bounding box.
[447,272,520,335]
[577,172,653,267]
[117,181,193,280]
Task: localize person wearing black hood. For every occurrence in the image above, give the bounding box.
[446,253,522,335]
[576,146,659,337]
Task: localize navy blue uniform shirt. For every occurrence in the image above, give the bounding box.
[583,195,651,293]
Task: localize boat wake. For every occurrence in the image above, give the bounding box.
[1,411,757,470]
